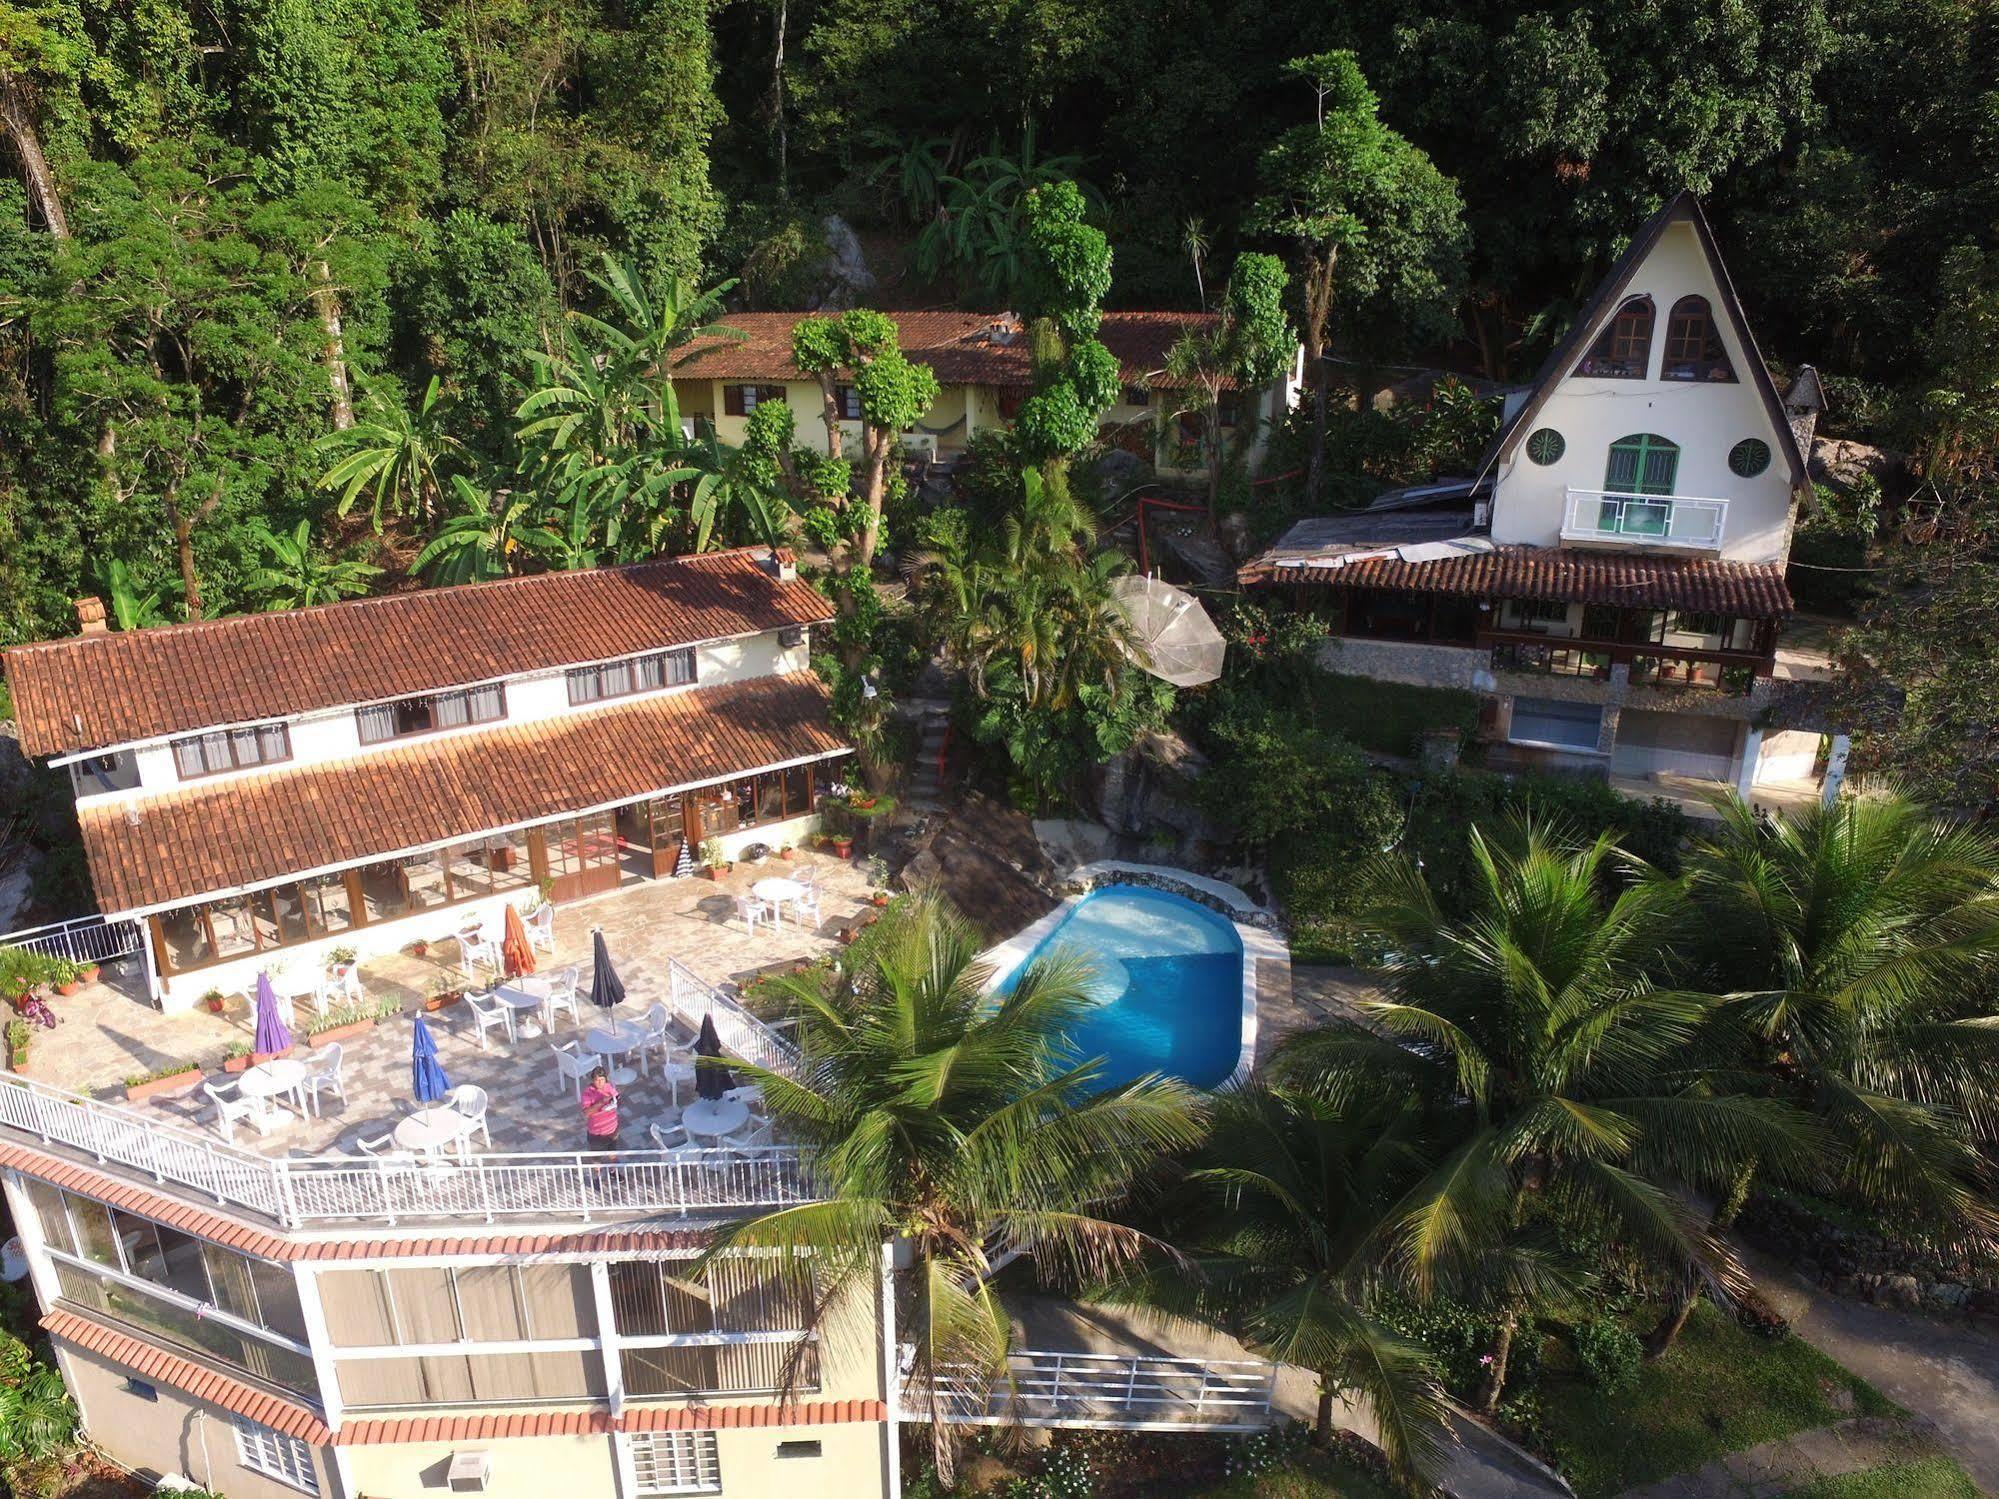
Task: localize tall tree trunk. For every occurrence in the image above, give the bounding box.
[815,370,843,459]
[1301,243,1336,509]
[1476,1304,1518,1415]
[771,0,789,199]
[0,73,69,240]
[1647,1275,1700,1359]
[1205,398,1223,521]
[313,261,356,432]
[1713,1157,1758,1232]
[165,490,203,621]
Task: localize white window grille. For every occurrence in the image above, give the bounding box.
[234,1417,319,1493]
[629,1431,721,1496]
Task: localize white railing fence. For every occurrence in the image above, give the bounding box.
[665,957,803,1081]
[1562,487,1728,548]
[909,1349,1279,1433]
[0,915,145,969]
[0,1074,817,1227]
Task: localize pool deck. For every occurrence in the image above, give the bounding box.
[979,860,1287,1087]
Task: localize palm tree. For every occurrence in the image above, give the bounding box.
[703,894,1208,1486]
[97,558,169,629]
[412,476,558,584]
[318,376,467,530]
[1684,791,1999,1239]
[571,258,739,409]
[1099,1085,1450,1482]
[250,521,382,609]
[1277,823,1821,1405]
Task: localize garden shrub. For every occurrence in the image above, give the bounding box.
[1572,1317,1644,1394]
[1374,1295,1543,1404]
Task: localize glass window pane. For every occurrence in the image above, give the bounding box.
[433,691,471,730]
[601,661,632,698]
[337,1358,427,1408]
[230,728,261,768]
[444,844,495,901]
[393,697,436,736]
[633,654,665,692]
[357,862,409,924]
[173,740,207,779]
[157,907,214,972]
[389,1268,460,1343]
[259,724,291,763]
[270,885,310,946]
[23,1180,75,1256]
[204,1244,261,1323]
[665,649,695,687]
[471,685,504,722]
[357,704,397,744]
[608,1262,666,1336]
[303,874,354,937]
[401,852,449,911]
[251,1259,308,1343]
[69,1196,120,1268]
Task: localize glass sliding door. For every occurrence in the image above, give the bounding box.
[540,811,621,902]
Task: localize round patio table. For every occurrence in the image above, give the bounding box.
[495,979,552,1038]
[681,1097,750,1141]
[751,876,807,929]
[237,1058,308,1124]
[394,1106,477,1158]
[584,1020,647,1085]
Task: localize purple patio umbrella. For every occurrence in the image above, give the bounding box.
[252,972,293,1054]
[694,1013,736,1101]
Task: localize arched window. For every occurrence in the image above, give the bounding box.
[1662,296,1735,382]
[1605,433,1679,495]
[1576,296,1654,379]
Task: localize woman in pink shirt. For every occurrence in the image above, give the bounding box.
[580,1066,620,1149]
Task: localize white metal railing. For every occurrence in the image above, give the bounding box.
[665,957,804,1080]
[909,1349,1279,1432]
[0,1073,818,1227]
[1562,488,1727,548]
[0,915,144,968]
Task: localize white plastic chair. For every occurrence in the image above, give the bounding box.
[462,937,502,979]
[721,1120,774,1157]
[204,1081,264,1143]
[526,903,556,954]
[723,1083,766,1120]
[449,1084,492,1147]
[550,1041,595,1099]
[735,895,772,932]
[464,989,516,1051]
[303,1043,347,1116]
[639,1001,675,1062]
[544,966,581,1028]
[648,1119,689,1151]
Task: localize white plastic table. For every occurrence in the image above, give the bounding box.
[237,1058,308,1124]
[584,1020,647,1085]
[681,1097,750,1140]
[394,1106,477,1158]
[751,877,807,927]
[495,978,553,1038]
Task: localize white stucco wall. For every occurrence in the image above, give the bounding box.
[1489,219,1796,565]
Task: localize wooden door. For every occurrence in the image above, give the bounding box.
[547,811,621,902]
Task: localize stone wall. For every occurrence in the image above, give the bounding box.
[1058,863,1285,933]
[1314,637,1493,692]
[1736,1192,1999,1321]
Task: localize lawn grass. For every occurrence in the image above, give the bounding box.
[1307,671,1479,759]
[1531,1303,1897,1499]
[1780,1454,1980,1499]
[1186,1447,1400,1499]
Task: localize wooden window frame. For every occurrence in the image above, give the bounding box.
[1576,296,1654,379]
[172,722,293,781]
[1661,296,1736,383]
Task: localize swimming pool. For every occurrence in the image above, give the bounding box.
[997,885,1248,1090]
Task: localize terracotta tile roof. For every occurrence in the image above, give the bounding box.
[45,1309,334,1443]
[0,1137,718,1257]
[673,310,1222,388]
[1241,546,1793,617]
[77,672,849,915]
[5,548,832,758]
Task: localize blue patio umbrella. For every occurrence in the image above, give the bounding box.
[252,971,293,1054]
[589,928,626,1010]
[411,1015,451,1103]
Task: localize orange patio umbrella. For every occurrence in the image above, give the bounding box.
[502,903,537,978]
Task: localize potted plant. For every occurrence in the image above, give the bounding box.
[6,1019,29,1072]
[50,959,82,997]
[201,988,227,1015]
[222,1042,253,1074]
[423,978,464,1013]
[78,961,100,984]
[700,838,730,880]
[309,995,397,1045]
[404,938,430,959]
[777,842,795,862]
[124,1060,203,1103]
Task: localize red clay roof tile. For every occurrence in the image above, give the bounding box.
[6,548,831,757]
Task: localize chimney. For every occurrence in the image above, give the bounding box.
[760,548,797,583]
[1783,365,1826,470]
[74,596,108,635]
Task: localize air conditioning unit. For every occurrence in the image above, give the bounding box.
[779,625,807,649]
[447,1451,492,1492]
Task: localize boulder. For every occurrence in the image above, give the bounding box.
[1091,446,1149,497]
[1878,1273,1921,1310]
[1810,437,1906,497]
[816,215,876,310]
[1094,730,1235,845]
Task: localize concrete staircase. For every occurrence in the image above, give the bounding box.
[909,703,952,811]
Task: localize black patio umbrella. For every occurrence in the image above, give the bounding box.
[694,1013,736,1101]
[589,928,626,1009]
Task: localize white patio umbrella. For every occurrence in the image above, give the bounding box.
[1111,573,1227,687]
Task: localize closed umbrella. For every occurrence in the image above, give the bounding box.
[502,904,536,978]
[411,1015,451,1103]
[694,1013,735,1101]
[252,972,293,1055]
[589,928,625,1010]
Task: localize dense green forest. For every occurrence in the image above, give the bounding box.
[1,0,1996,797]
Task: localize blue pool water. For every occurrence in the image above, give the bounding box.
[1001,886,1245,1089]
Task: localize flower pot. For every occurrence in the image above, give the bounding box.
[251,1045,293,1065]
[309,1017,376,1047]
[223,1054,251,1074]
[125,1068,202,1103]
[78,964,100,983]
[54,981,80,997]
[831,838,853,859]
[778,849,795,862]
[204,996,227,1014]
[424,992,463,1013]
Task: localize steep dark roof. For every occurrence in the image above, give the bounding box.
[1476,193,1810,492]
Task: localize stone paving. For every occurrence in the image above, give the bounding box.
[19,851,878,1157]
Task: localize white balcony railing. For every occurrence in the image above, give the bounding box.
[1562,488,1727,549]
[0,915,145,969]
[664,957,803,1080]
[0,1074,818,1228]
[909,1349,1279,1432]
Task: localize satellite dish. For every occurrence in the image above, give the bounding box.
[1111,574,1227,687]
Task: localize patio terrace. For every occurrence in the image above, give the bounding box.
[13,852,878,1167]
